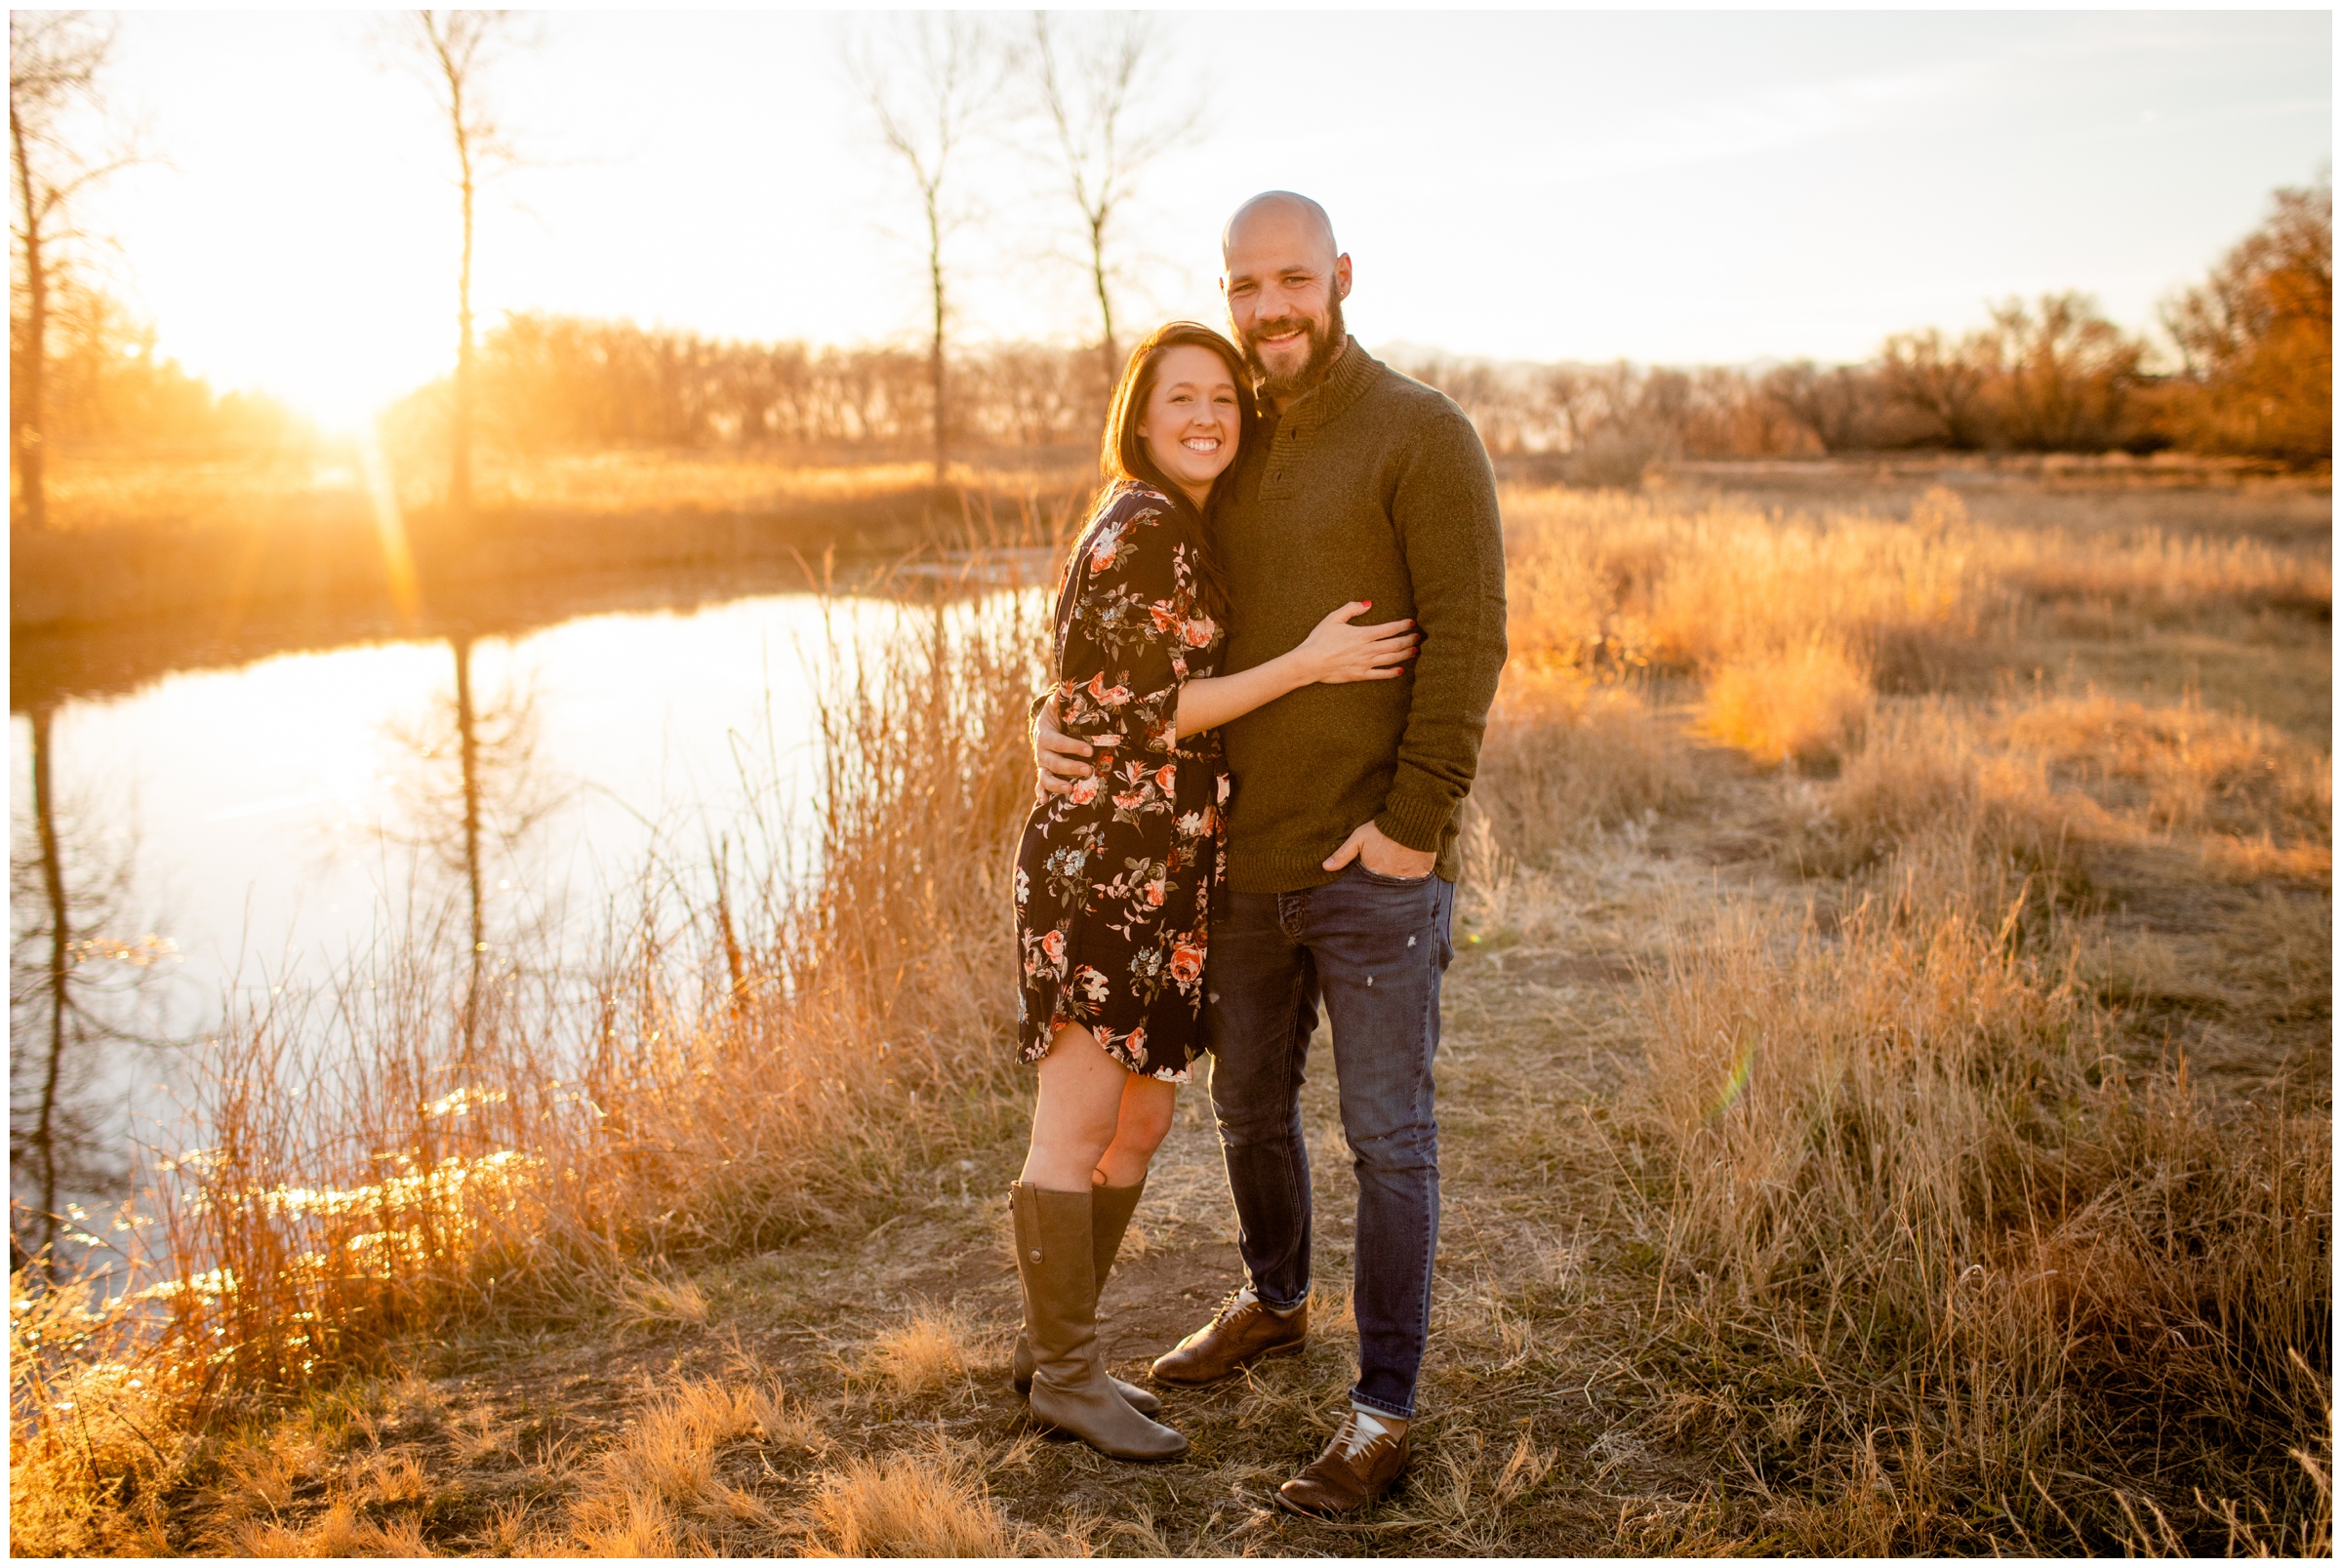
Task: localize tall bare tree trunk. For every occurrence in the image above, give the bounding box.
[926,200,947,487]
[29,705,66,1266]
[448,84,477,521]
[1089,213,1117,399]
[11,104,48,533]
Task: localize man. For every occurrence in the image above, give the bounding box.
[1034,191,1507,1516]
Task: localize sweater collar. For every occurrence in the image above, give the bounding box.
[1270,336,1377,434]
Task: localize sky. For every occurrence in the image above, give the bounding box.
[60,8,2336,428]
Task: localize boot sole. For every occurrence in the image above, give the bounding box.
[1149,1338,1307,1387]
[1013,1374,1162,1414]
[1274,1486,1380,1520]
[1027,1416,1189,1461]
[1272,1463,1409,1521]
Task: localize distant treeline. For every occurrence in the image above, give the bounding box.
[7,275,307,452]
[24,179,2329,478]
[1414,179,2330,477]
[394,314,1109,454]
[382,179,2330,477]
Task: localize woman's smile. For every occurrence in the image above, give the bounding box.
[1136,342,1242,507]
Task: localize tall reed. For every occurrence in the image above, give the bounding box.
[1634,812,2331,1551]
[10,563,1053,1548]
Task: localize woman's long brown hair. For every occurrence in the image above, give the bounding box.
[1078,320,1255,621]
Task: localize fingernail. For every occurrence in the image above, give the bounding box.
[1363,600,1372,609]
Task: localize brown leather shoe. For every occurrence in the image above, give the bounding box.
[1274,1410,1411,1518]
[1149,1288,1308,1386]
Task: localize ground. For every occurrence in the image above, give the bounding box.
[146,734,2329,1555]
[16,463,2330,1556]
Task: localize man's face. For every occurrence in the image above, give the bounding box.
[1221,208,1353,400]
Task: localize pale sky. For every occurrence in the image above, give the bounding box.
[63,8,2336,427]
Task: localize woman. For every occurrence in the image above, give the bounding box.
[1007,321,1418,1460]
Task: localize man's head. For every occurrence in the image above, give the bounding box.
[1221,191,1352,402]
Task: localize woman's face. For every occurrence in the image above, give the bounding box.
[1135,343,1241,502]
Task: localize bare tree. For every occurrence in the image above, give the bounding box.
[847,15,1001,486]
[10,11,133,531]
[1879,326,1996,450]
[381,637,556,1062]
[10,705,183,1272]
[387,11,529,522]
[1023,12,1202,398]
[1987,292,2143,453]
[1758,361,1890,455]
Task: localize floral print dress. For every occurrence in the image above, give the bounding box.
[1014,480,1229,1080]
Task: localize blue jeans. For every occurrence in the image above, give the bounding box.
[1204,862,1456,1420]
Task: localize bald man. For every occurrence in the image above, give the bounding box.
[1036,191,1508,1515]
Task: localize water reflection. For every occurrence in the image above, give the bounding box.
[8,572,1053,1232]
[380,635,562,1057]
[9,704,186,1272]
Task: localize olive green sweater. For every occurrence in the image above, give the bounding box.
[1214,340,1508,893]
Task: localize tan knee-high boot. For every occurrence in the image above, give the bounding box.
[1013,1180,1160,1413]
[1011,1183,1187,1460]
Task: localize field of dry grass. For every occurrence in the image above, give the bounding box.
[12,467,2328,1555]
[12,444,1093,634]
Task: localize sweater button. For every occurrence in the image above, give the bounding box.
[1030,1249,1043,1262]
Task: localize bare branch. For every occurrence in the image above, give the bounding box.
[12,9,142,529]
[1021,12,1204,392]
[376,10,541,517]
[842,14,1005,485]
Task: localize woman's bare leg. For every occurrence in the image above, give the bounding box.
[1021,1024,1136,1191]
[1094,1073,1178,1188]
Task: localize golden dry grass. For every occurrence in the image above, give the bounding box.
[1634,842,2328,1548]
[13,444,1090,636]
[1698,639,1873,766]
[229,1500,432,1558]
[11,465,2326,1556]
[464,448,1087,520]
[1471,665,1699,853]
[33,443,372,534]
[860,1309,979,1397]
[31,442,1092,533]
[799,1440,1021,1557]
[10,566,1053,1553]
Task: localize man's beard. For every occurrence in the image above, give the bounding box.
[1241,292,1347,399]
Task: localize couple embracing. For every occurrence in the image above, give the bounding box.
[1006,190,1507,1517]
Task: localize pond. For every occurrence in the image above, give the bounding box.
[9,568,1050,1266]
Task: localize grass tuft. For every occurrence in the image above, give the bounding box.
[862,1308,978,1397]
[800,1438,1021,1557]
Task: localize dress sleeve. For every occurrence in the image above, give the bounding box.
[1055,490,1201,759]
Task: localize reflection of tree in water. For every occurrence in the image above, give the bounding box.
[380,635,561,1055]
[9,705,184,1274]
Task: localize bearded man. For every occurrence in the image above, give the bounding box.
[1035,190,1508,1516]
